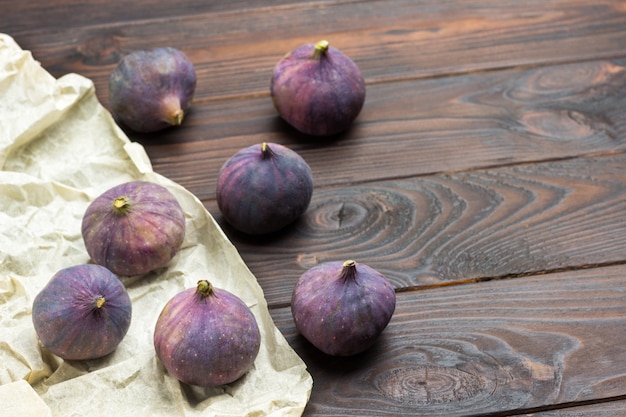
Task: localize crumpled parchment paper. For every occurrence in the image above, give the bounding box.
[0,33,312,417]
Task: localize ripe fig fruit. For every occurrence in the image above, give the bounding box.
[81,181,186,276]
[154,280,261,387]
[270,40,366,136]
[216,142,313,235]
[109,47,196,132]
[291,260,396,356]
[32,264,132,360]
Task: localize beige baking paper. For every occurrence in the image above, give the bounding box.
[0,34,312,417]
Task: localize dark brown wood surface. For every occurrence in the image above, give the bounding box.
[4,1,626,415]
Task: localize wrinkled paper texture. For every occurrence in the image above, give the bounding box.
[0,34,312,417]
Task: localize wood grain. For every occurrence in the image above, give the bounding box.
[6,0,626,415]
[519,399,626,416]
[2,0,360,35]
[136,58,626,204]
[223,153,626,306]
[7,0,626,107]
[270,264,626,416]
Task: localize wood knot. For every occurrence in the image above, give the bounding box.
[374,365,492,405]
[307,188,415,236]
[520,109,596,141]
[78,34,122,66]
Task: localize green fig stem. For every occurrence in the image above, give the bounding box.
[340,260,358,282]
[112,196,132,214]
[96,296,106,309]
[260,142,276,159]
[311,40,329,59]
[196,280,215,298]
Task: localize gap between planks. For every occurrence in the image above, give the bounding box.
[358,149,626,191]
[5,0,367,38]
[207,149,626,207]
[168,148,626,210]
[472,393,626,417]
[267,258,626,311]
[190,52,626,105]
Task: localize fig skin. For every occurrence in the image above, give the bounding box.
[271,40,366,136]
[32,264,132,361]
[291,260,396,356]
[216,142,314,235]
[81,181,186,276]
[154,280,261,387]
[109,47,196,133]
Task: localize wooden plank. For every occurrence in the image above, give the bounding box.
[270,265,626,416]
[517,398,626,416]
[7,0,626,105]
[218,153,626,307]
[1,0,361,35]
[139,58,626,203]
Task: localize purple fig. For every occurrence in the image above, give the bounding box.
[154,280,261,387]
[270,40,366,136]
[32,264,132,360]
[81,181,186,276]
[216,142,313,235]
[109,47,196,132]
[291,260,396,356]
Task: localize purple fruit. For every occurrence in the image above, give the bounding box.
[81,181,186,276]
[154,280,261,387]
[216,142,314,235]
[291,260,396,356]
[32,264,132,360]
[270,40,366,136]
[109,47,196,132]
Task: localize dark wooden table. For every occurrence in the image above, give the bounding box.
[5,1,626,415]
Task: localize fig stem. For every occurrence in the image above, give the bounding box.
[170,109,184,126]
[162,94,185,126]
[196,280,215,298]
[311,40,329,60]
[260,142,276,159]
[340,260,358,282]
[96,296,106,309]
[112,196,131,214]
